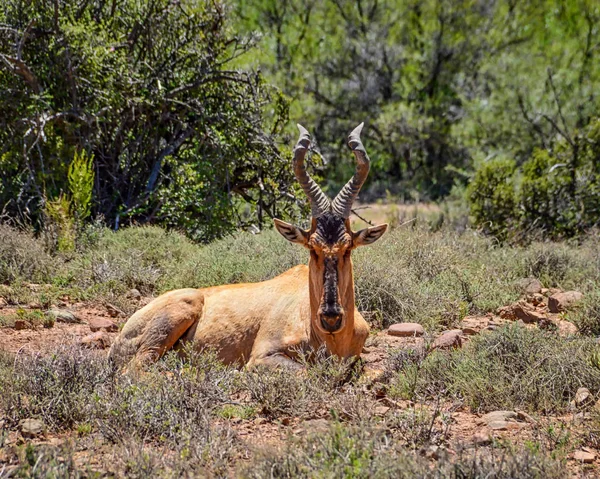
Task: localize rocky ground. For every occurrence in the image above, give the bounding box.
[1,280,600,477]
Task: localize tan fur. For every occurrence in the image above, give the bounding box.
[109,262,370,369]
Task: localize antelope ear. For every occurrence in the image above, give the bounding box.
[274,219,309,246]
[353,224,388,247]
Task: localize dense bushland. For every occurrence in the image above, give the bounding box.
[0,0,305,242]
[3,1,600,242]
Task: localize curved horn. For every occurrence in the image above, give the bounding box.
[293,124,330,218]
[331,122,370,218]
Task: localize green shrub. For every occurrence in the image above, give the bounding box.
[242,422,565,479]
[467,157,517,240]
[389,325,600,412]
[0,224,55,283]
[469,118,600,240]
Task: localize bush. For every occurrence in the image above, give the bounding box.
[469,118,600,240]
[389,325,600,412]
[242,422,565,478]
[0,224,55,283]
[467,157,517,240]
[0,0,299,242]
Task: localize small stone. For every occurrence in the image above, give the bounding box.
[20,418,44,438]
[432,330,462,350]
[254,417,268,425]
[557,320,578,337]
[14,320,30,330]
[127,289,142,300]
[388,323,425,337]
[487,420,509,431]
[573,450,596,463]
[572,387,592,407]
[518,277,543,295]
[48,309,80,324]
[471,431,492,446]
[374,405,390,416]
[481,410,518,425]
[80,331,111,349]
[88,317,118,332]
[548,291,583,313]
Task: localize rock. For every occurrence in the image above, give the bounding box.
[471,431,492,446]
[48,309,80,324]
[518,277,543,295]
[0,297,6,308]
[481,410,517,425]
[127,288,142,300]
[254,417,268,425]
[20,418,44,438]
[571,387,593,408]
[80,331,111,349]
[374,405,390,416]
[88,317,118,332]
[573,450,596,463]
[548,291,583,313]
[460,316,488,335]
[388,323,425,337]
[432,330,462,350]
[105,303,125,318]
[487,420,509,431]
[14,320,30,330]
[557,320,578,337]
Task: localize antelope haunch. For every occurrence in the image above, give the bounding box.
[109,123,388,369]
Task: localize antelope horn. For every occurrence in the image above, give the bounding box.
[293,124,330,218]
[331,122,370,218]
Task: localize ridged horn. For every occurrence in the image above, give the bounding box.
[293,124,330,218]
[331,122,370,218]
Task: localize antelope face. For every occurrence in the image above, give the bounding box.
[274,122,387,334]
[275,212,387,334]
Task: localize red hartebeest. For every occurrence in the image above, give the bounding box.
[109,123,387,369]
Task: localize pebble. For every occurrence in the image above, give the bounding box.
[88,317,118,332]
[388,323,425,337]
[432,330,462,350]
[20,418,44,438]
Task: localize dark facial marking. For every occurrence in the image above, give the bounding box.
[314,212,347,247]
[321,256,341,318]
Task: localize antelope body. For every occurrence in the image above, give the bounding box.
[109,123,387,369]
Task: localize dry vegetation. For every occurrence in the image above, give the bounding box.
[2,215,600,477]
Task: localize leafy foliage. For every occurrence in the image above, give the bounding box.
[0,0,304,242]
[469,119,600,240]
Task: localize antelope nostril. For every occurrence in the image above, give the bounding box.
[319,313,343,332]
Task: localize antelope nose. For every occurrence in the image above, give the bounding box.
[319,311,344,333]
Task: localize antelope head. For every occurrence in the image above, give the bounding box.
[274,124,388,336]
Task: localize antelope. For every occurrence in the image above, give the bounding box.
[109,123,387,369]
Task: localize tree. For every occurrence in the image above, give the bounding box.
[0,0,304,241]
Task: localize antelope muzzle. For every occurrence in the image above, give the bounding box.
[318,256,344,333]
